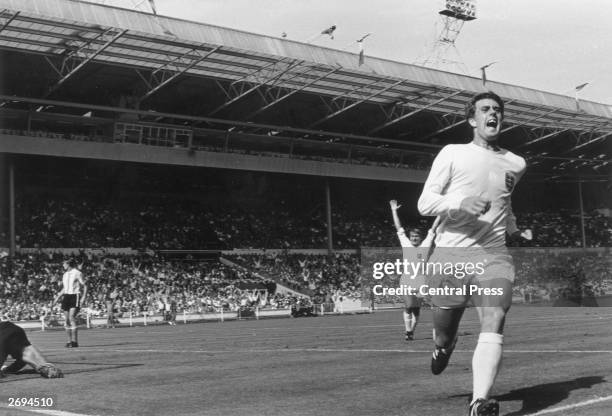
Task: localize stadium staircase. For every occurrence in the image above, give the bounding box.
[220,257,311,298]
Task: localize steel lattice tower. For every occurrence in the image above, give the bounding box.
[417,0,476,73]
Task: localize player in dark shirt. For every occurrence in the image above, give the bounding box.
[0,321,63,378]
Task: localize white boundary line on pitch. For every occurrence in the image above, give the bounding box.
[28,312,612,335]
[525,394,612,415]
[44,347,612,354]
[0,405,98,416]
[37,313,611,335]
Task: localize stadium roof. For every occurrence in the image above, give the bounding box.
[0,0,610,181]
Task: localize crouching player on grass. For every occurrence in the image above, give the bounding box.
[417,91,531,416]
[0,321,63,378]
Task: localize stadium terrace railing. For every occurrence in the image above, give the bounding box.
[21,308,294,331]
[15,305,372,331]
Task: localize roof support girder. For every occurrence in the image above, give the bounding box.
[309,80,404,128]
[208,58,304,116]
[501,107,569,134]
[229,59,287,86]
[44,28,127,98]
[564,130,612,154]
[515,119,599,150]
[137,45,221,101]
[245,66,341,119]
[0,9,18,34]
[329,77,384,105]
[369,90,464,135]
[516,128,572,150]
[421,112,465,141]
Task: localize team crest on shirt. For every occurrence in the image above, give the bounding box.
[505,172,516,192]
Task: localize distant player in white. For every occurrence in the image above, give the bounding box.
[417,92,530,416]
[389,200,439,340]
[53,259,87,348]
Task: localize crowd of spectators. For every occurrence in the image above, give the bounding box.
[512,249,611,303]
[512,210,612,248]
[12,194,610,250]
[15,195,220,249]
[0,252,304,322]
[2,186,610,321]
[227,252,361,302]
[1,245,610,322]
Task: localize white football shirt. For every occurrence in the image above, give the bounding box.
[418,142,526,248]
[62,268,84,295]
[396,226,436,248]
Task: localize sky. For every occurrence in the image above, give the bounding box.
[100,0,611,105]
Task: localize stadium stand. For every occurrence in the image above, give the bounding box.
[9,191,611,250]
[0,0,609,323]
[2,246,610,321]
[0,252,310,322]
[0,158,609,319]
[228,252,361,295]
[512,249,612,305]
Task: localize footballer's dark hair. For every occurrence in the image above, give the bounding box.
[465,91,504,120]
[407,227,423,237]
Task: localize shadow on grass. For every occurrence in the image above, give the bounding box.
[496,376,606,416]
[0,362,143,383]
[446,376,606,415]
